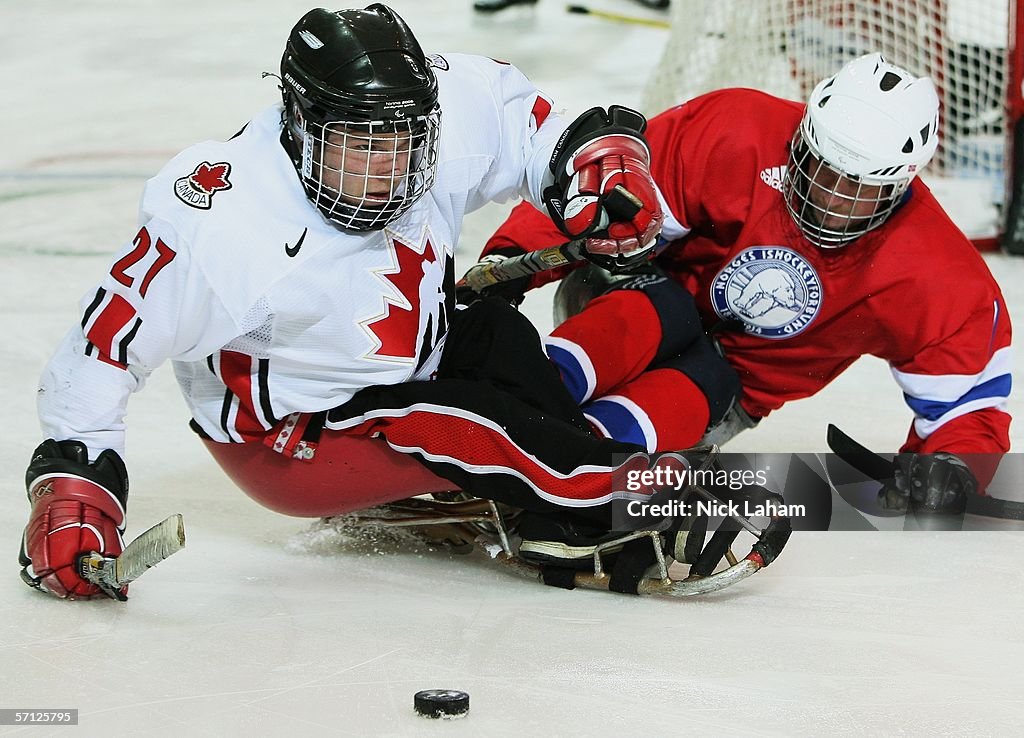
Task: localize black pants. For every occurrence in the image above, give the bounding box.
[330,298,645,524]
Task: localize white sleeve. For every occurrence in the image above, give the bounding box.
[37,217,239,460]
[435,54,568,213]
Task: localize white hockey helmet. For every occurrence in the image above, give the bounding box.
[783,53,940,248]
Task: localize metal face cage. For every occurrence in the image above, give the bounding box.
[783,130,905,249]
[290,105,441,231]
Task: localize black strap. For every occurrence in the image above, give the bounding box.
[690,525,741,578]
[540,566,578,590]
[608,538,660,595]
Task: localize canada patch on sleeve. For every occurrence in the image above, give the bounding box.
[174,161,233,209]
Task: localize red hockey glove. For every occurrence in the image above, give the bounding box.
[20,439,129,600]
[543,106,663,272]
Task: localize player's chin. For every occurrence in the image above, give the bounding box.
[342,194,394,209]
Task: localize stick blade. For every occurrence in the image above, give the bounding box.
[826,424,894,481]
[112,514,186,586]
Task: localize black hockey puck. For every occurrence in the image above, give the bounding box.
[413,689,470,719]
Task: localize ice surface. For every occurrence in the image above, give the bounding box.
[1,2,1022,736]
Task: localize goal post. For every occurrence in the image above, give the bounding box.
[642,0,1024,253]
[1002,1,1024,252]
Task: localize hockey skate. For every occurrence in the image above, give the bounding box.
[332,447,791,597]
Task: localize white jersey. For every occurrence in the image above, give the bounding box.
[38,54,565,458]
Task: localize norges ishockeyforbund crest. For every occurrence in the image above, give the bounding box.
[710,246,823,339]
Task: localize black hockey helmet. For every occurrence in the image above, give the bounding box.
[280,6,442,230]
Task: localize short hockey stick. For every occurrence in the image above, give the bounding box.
[77,514,186,601]
[566,5,670,29]
[826,424,1024,521]
[461,238,586,291]
[461,184,645,291]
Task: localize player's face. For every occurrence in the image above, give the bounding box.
[804,154,890,230]
[318,127,413,206]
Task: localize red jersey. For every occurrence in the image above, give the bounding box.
[485,89,1011,458]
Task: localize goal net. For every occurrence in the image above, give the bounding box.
[642,0,1023,251]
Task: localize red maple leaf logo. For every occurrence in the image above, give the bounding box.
[191,162,232,194]
[363,237,439,361]
[174,161,233,209]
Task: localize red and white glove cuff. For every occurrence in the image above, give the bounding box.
[29,473,126,531]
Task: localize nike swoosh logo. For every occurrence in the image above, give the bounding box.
[285,228,307,258]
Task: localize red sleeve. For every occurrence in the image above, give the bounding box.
[480,90,801,290]
[902,408,1010,493]
[893,281,1012,492]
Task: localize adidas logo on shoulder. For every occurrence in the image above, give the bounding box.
[759,165,786,192]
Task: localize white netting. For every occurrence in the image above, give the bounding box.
[642,0,1012,240]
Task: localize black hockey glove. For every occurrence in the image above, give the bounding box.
[879,452,976,515]
[543,106,663,272]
